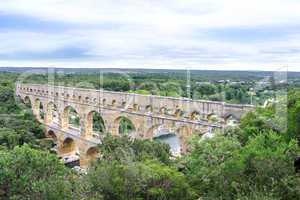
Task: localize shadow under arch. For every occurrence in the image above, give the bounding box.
[86,146,100,163]
[47,129,57,142]
[61,137,77,155]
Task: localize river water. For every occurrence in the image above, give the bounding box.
[154,133,181,155]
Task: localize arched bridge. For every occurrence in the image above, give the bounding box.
[16,83,253,167]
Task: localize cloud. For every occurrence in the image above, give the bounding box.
[0,0,299,71]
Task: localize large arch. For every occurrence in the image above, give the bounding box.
[86,147,99,163]
[176,126,192,153]
[113,116,136,136]
[146,124,192,154]
[46,102,59,124]
[86,111,106,137]
[60,137,77,155]
[62,106,80,130]
[80,146,100,168]
[146,124,170,138]
[34,98,45,121]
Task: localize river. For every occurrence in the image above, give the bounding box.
[154,133,181,155]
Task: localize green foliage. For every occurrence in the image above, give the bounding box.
[185,132,300,199]
[93,112,105,133]
[99,135,172,165]
[287,89,300,142]
[118,117,135,135]
[185,135,242,199]
[0,145,74,200]
[0,111,45,149]
[85,159,196,200]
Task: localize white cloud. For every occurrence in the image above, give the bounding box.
[0,0,299,71]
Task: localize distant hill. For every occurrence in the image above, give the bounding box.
[0,67,299,81]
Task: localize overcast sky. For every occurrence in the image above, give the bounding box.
[0,0,299,71]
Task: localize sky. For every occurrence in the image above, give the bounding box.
[0,0,299,71]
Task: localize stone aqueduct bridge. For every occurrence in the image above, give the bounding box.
[16,83,253,167]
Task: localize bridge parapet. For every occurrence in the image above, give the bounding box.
[16,83,253,120]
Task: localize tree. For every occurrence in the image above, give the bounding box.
[185,132,300,199]
[85,160,196,200]
[0,145,75,199]
[0,128,20,149]
[99,135,172,165]
[185,135,242,199]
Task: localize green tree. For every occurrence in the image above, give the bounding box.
[185,132,300,199]
[0,145,74,200]
[86,160,195,200]
[99,135,172,165]
[185,135,242,199]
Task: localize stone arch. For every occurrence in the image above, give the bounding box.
[207,113,220,122]
[47,130,57,142]
[86,147,99,163]
[174,108,183,118]
[23,96,31,108]
[46,102,59,124]
[121,101,126,108]
[62,106,80,130]
[80,146,100,168]
[146,123,175,139]
[33,98,40,112]
[159,107,167,115]
[176,126,192,153]
[224,113,239,126]
[146,124,161,139]
[60,137,77,155]
[145,105,153,112]
[102,98,106,105]
[86,110,106,137]
[146,124,192,154]
[190,111,201,120]
[111,99,116,106]
[133,103,139,111]
[112,116,136,136]
[34,98,45,120]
